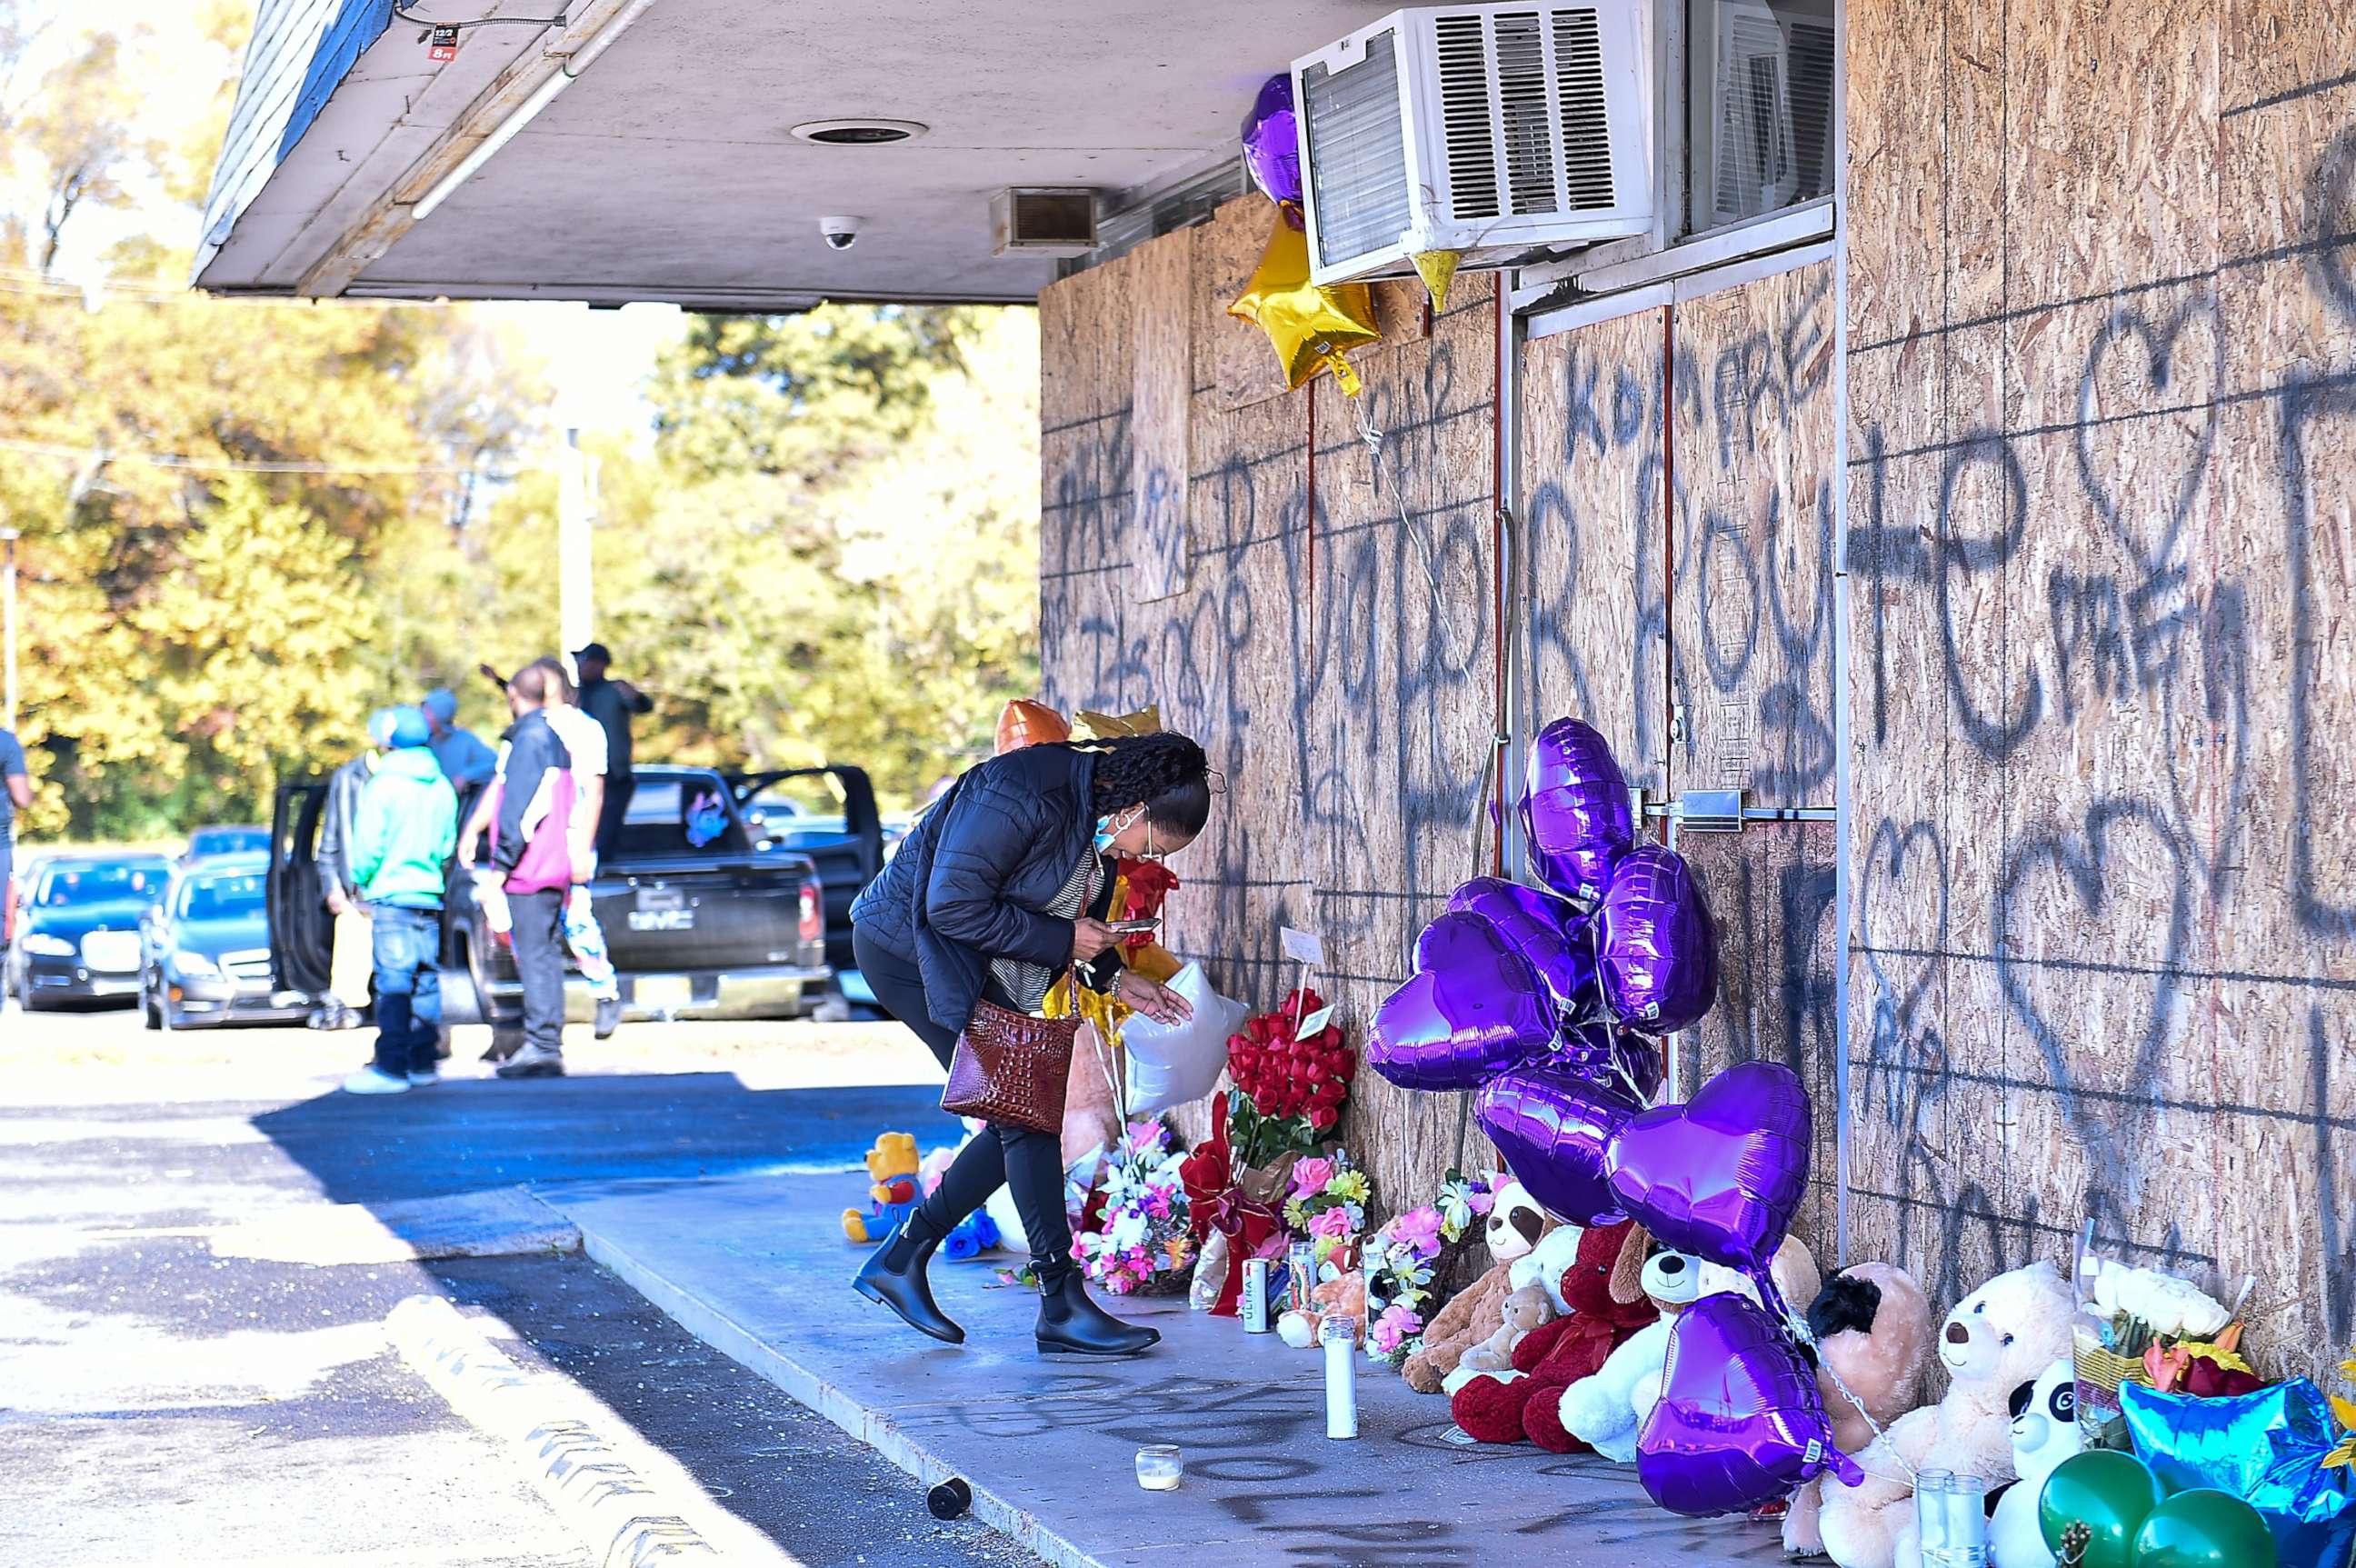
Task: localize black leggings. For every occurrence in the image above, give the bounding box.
[854,927,1073,1282]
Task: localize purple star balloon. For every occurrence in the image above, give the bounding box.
[1240,74,1302,207]
[1522,718,1635,904]
[1475,1064,1640,1226]
[1638,1293,1860,1516]
[1370,913,1557,1091]
[1596,843,1719,1034]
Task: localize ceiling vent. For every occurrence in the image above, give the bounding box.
[1292,4,1653,285]
[991,188,1100,258]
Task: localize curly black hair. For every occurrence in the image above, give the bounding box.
[1067,732,1213,837]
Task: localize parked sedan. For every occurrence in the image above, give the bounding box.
[5,853,174,1010]
[138,855,306,1030]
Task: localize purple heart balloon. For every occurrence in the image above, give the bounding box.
[1522,718,1634,904]
[1445,876,1598,1014]
[1240,74,1303,207]
[1370,914,1556,1091]
[1605,1060,1812,1272]
[1475,1065,1640,1226]
[1544,1017,1664,1104]
[1637,1293,1859,1516]
[1596,843,1720,1033]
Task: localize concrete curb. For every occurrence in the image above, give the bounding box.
[579,1225,1103,1568]
[385,1293,788,1568]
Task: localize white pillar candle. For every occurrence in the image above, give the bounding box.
[1322,1317,1359,1440]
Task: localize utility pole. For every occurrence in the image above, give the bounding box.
[556,427,595,678]
[0,528,16,733]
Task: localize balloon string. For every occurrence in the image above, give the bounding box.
[1757,1273,1921,1487]
[1353,399,1472,679]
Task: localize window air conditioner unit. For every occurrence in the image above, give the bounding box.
[1701,0,1835,228]
[1291,4,1653,288]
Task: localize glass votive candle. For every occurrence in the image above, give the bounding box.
[1914,1470,1955,1558]
[1134,1444,1183,1491]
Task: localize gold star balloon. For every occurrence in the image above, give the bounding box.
[1228,210,1380,397]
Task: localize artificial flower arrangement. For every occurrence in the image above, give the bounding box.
[1070,1118,1196,1295]
[1282,1150,1370,1260]
[1182,990,1356,1314]
[1362,1170,1497,1364]
[2076,1256,2252,1443]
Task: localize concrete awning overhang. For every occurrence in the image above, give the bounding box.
[196,0,1394,309]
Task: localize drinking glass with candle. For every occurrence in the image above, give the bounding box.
[1134,1444,1183,1491]
[1915,1470,1954,1564]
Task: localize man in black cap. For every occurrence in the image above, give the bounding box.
[572,642,651,859]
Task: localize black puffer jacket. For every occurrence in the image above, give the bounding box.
[852,744,1121,1034]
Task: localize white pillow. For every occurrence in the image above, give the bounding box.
[1121,963,1247,1115]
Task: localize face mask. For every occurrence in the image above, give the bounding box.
[1094,808,1144,855]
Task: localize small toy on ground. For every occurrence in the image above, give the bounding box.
[843,1131,922,1243]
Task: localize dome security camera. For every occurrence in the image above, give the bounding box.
[820,215,862,251]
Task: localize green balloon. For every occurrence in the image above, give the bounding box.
[2041,1450,2171,1568]
[2130,1488,2275,1568]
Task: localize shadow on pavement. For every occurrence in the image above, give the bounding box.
[251,1074,963,1206]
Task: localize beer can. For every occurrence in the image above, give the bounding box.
[1242,1256,1271,1332]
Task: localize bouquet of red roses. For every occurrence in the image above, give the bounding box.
[1225,987,1354,1164]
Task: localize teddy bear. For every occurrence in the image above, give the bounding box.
[1276,1270,1367,1348]
[1451,1221,1658,1451]
[1818,1261,2077,1568]
[1561,1233,1823,1463]
[1557,1238,1703,1459]
[1401,1178,1558,1393]
[842,1132,921,1242]
[1451,1284,1557,1378]
[1988,1356,2080,1568]
[1781,1263,1935,1558]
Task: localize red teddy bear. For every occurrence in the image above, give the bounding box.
[1450,1221,1657,1453]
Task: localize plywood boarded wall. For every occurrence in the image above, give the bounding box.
[1846,0,2356,1371]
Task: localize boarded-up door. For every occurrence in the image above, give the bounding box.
[1519,256,1842,1261]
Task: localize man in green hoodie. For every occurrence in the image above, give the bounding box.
[343,705,459,1095]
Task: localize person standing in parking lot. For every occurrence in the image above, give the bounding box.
[314,708,399,1031]
[459,663,575,1080]
[420,689,497,792]
[341,707,457,1095]
[572,643,650,860]
[0,726,29,948]
[525,656,624,1039]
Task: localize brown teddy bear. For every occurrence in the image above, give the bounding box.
[1450,1221,1656,1452]
[1782,1263,1935,1557]
[1401,1179,1555,1394]
[1818,1262,2076,1568]
[1453,1284,1557,1379]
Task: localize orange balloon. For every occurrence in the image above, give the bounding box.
[995,699,1070,754]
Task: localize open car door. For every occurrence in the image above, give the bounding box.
[267,778,333,1000]
[726,765,881,975]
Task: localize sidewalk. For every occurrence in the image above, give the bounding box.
[546,1172,1789,1568]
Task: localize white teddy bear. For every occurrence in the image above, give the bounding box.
[1557,1245,1708,1459]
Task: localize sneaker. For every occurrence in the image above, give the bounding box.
[405,1068,440,1087]
[494,1046,565,1080]
[342,1067,411,1095]
[593,996,622,1039]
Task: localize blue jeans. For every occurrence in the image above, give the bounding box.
[369,904,443,1076]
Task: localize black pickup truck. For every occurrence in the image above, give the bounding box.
[267,763,833,1037]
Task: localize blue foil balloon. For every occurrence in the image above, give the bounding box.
[1370,913,1557,1091]
[1596,843,1721,1034]
[1522,717,1634,904]
[1445,875,1599,1016]
[2121,1380,2356,1567]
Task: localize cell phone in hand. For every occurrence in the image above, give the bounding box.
[1107,918,1160,934]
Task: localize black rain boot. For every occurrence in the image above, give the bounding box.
[853,1215,964,1344]
[1034,1264,1161,1357]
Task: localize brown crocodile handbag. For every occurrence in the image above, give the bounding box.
[940,987,1078,1134]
